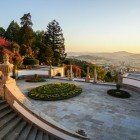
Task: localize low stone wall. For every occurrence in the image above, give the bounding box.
[122,77,140,92]
[51,67,64,77]
[18,69,49,77]
[3,82,89,140]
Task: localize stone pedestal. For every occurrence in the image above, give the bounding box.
[0,54,16,99]
[49,65,52,78]
[93,67,97,83]
[69,64,73,81]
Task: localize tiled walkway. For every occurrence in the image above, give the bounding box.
[17,79,140,140]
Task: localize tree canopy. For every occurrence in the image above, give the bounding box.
[44,20,66,66]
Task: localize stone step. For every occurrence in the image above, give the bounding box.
[0,116,22,139]
[0,104,9,112]
[43,133,49,140]
[0,112,17,130]
[0,98,62,140]
[4,119,27,140]
[35,130,43,140]
[17,124,32,140]
[0,100,7,105]
[0,108,13,120]
[26,126,37,140]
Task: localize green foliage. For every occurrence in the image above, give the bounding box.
[23,57,39,66]
[32,30,45,57]
[20,13,33,27]
[5,20,20,42]
[0,27,5,37]
[63,58,106,80]
[44,20,66,66]
[37,43,54,65]
[0,14,67,66]
[104,71,117,82]
[19,13,34,57]
[11,42,20,52]
[28,83,82,101]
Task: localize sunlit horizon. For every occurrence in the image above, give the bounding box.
[1,0,140,53]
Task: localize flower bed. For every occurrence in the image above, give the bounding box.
[25,74,46,82]
[28,83,82,101]
[107,89,131,98]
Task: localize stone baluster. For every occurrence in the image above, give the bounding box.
[85,66,90,82]
[93,67,97,83]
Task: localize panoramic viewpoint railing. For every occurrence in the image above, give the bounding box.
[122,73,140,92]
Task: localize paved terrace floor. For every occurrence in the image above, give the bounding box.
[17,79,140,140]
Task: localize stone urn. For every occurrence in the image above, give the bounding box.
[0,54,15,84]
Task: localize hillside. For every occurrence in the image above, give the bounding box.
[67,51,140,68]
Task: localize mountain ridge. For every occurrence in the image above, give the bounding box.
[67,51,140,68]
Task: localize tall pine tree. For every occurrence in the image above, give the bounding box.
[19,13,34,57]
[0,27,5,37]
[44,20,66,66]
[5,20,20,43]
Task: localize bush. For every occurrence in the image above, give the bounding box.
[23,57,39,66]
[28,83,82,101]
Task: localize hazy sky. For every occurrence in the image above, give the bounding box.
[1,0,140,53]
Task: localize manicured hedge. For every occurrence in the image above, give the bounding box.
[23,57,39,66]
[28,83,82,101]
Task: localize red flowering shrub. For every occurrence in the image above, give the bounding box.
[0,37,10,47]
[65,65,81,77]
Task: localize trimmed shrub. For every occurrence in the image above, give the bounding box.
[28,83,82,101]
[23,57,39,66]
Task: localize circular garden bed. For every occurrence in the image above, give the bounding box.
[107,89,131,98]
[28,83,82,101]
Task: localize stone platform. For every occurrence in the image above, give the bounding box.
[17,79,140,140]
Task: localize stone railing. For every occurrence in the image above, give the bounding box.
[122,73,140,92]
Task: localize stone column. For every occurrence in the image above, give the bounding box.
[93,67,97,83]
[85,66,90,82]
[49,65,52,78]
[62,63,65,77]
[117,69,123,85]
[69,64,73,80]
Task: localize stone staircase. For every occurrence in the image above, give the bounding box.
[0,97,62,140]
